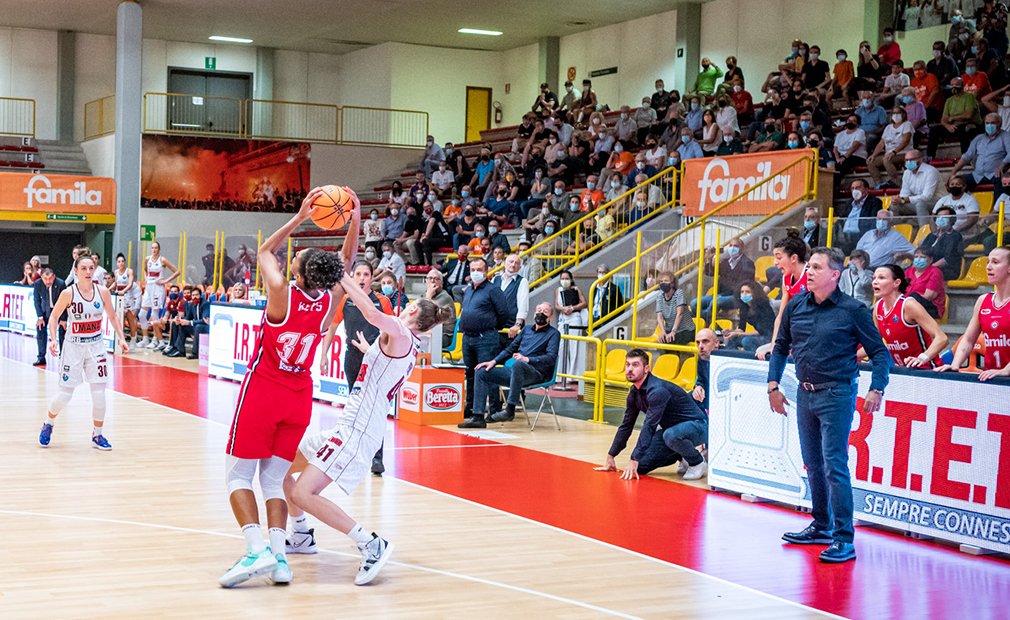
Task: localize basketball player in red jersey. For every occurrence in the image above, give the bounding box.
[219,186,360,588]
[869,265,947,367]
[757,230,809,360]
[284,272,452,585]
[937,247,1010,381]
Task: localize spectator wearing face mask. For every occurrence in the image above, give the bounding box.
[728,78,754,124]
[963,56,993,99]
[878,27,901,65]
[889,150,940,228]
[685,96,704,132]
[922,205,966,280]
[633,97,658,143]
[557,80,579,120]
[801,207,821,246]
[381,203,405,247]
[624,153,658,187]
[393,206,423,265]
[749,118,785,153]
[419,210,452,266]
[588,129,615,172]
[459,184,480,212]
[910,60,943,124]
[420,136,444,181]
[695,237,755,318]
[377,241,406,288]
[724,282,776,352]
[800,45,832,91]
[440,245,472,301]
[785,131,804,152]
[361,246,379,273]
[900,86,929,144]
[856,210,916,268]
[928,77,983,158]
[692,58,723,97]
[363,208,384,256]
[831,114,867,177]
[977,0,1010,58]
[867,106,914,188]
[677,127,705,161]
[716,127,744,156]
[840,249,874,307]
[655,272,693,345]
[615,105,639,147]
[474,149,495,197]
[839,179,885,254]
[443,142,471,190]
[856,40,884,90]
[831,49,856,107]
[905,246,947,319]
[467,223,488,254]
[948,10,977,48]
[379,272,409,316]
[601,141,636,187]
[951,113,1010,197]
[932,175,983,239]
[883,59,910,102]
[651,79,673,124]
[855,90,887,148]
[926,41,959,90]
[578,174,604,213]
[431,160,455,198]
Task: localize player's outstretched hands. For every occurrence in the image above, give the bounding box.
[297,187,326,222]
[351,330,369,353]
[341,186,361,216]
[593,455,618,472]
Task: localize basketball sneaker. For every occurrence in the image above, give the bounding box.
[355,533,394,585]
[92,434,113,451]
[268,554,293,584]
[137,337,149,348]
[218,547,278,588]
[285,529,317,554]
[677,460,689,476]
[683,460,707,481]
[39,423,53,447]
[154,340,167,351]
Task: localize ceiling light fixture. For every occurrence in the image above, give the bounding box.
[458,28,502,36]
[209,36,253,44]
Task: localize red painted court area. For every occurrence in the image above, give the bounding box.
[8,336,1010,620]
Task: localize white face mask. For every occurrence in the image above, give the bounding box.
[390,208,399,216]
[383,250,392,258]
[892,114,903,123]
[470,271,485,285]
[851,188,863,200]
[365,250,375,259]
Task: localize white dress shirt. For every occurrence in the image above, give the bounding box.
[498,271,529,324]
[899,162,940,205]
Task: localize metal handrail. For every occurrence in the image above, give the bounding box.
[0,96,35,137]
[555,333,606,423]
[339,105,429,148]
[247,99,339,143]
[84,94,115,140]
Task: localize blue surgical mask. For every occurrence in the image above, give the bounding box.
[905,160,918,171]
[691,102,699,111]
[545,226,555,235]
[554,188,563,195]
[902,95,915,104]
[461,191,469,198]
[668,157,676,166]
[570,203,579,211]
[849,263,858,272]
[967,66,977,76]
[953,15,962,23]
[381,284,395,296]
[740,294,753,304]
[475,231,484,238]
[799,120,810,130]
[803,219,816,229]
[986,123,998,135]
[971,46,979,54]
[913,257,928,269]
[725,246,740,257]
[587,182,595,190]
[862,98,872,108]
[936,216,950,228]
[788,140,799,149]
[876,219,888,231]
[169,293,179,300]
[681,135,690,144]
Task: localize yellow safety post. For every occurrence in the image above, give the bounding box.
[180,232,187,286]
[213,231,221,290]
[711,229,721,329]
[254,229,262,291]
[999,201,1006,247]
[695,225,706,323]
[826,206,835,248]
[286,238,293,280]
[218,233,226,290]
[176,237,183,284]
[127,241,132,270]
[630,231,643,339]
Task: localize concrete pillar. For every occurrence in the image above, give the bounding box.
[674,3,702,94]
[56,30,75,143]
[254,47,274,137]
[113,0,142,264]
[538,36,560,91]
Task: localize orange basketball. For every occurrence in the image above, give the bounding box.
[310,185,352,230]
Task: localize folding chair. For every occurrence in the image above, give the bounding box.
[497,359,560,431]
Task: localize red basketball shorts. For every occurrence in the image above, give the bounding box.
[226,372,313,462]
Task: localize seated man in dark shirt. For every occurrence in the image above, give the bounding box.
[472,302,561,423]
[594,348,709,480]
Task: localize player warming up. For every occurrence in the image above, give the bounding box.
[219,186,360,588]
[39,255,129,449]
[283,273,452,586]
[138,240,179,349]
[937,247,1010,380]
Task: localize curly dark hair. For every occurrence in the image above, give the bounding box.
[299,248,344,290]
[775,229,810,262]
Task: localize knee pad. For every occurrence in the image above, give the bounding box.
[225,455,258,495]
[89,383,107,420]
[258,456,291,502]
[48,386,74,415]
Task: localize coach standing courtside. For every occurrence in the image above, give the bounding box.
[33,269,66,366]
[767,247,891,564]
[457,257,510,428]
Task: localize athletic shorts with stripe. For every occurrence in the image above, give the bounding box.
[226,373,312,462]
[306,407,385,496]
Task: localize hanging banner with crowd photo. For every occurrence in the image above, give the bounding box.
[141,135,310,213]
[680,149,814,217]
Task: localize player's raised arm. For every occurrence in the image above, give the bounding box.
[339,271,402,336]
[339,187,361,272]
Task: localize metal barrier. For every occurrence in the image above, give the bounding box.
[143,92,245,137]
[339,106,428,148]
[590,153,817,337]
[551,333,606,423]
[247,99,339,143]
[0,97,35,137]
[600,339,699,418]
[84,95,115,140]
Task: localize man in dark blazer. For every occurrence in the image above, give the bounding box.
[33,269,66,365]
[440,244,472,302]
[166,288,210,359]
[592,264,626,323]
[837,179,884,254]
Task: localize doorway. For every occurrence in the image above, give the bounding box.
[464,87,491,143]
[167,68,252,136]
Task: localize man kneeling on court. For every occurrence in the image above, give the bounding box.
[472,302,561,423]
[595,348,708,480]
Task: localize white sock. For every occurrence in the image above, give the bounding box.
[242,524,266,553]
[268,527,286,557]
[93,425,102,437]
[347,523,372,547]
[292,514,310,534]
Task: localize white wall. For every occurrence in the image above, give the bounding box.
[81,133,115,178]
[309,143,422,190]
[338,43,393,109]
[500,43,540,127]
[558,9,678,111]
[0,27,59,140]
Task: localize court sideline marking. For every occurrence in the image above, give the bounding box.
[13,356,847,620]
[0,509,643,620]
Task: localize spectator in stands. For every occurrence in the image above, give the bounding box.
[394,206,423,264]
[833,114,869,177]
[932,175,981,238]
[857,40,885,90]
[200,244,214,285]
[692,58,723,96]
[453,204,479,249]
[678,127,705,161]
[911,60,944,123]
[975,35,1009,91]
[717,128,744,155]
[724,56,744,85]
[891,150,940,227]
[431,161,455,199]
[685,95,704,132]
[652,79,673,123]
[883,60,910,103]
[696,237,756,316]
[362,246,379,273]
[977,0,1009,58]
[661,90,686,129]
[878,27,901,65]
[495,252,528,346]
[533,82,558,116]
[807,131,834,168]
[922,205,966,280]
[831,49,856,106]
[574,79,598,126]
[949,9,976,48]
[29,256,41,280]
[802,207,822,246]
[615,105,638,147]
[419,271,456,350]
[420,136,444,181]
[950,23,976,69]
[624,153,657,188]
[362,208,383,257]
[698,110,722,155]
[692,328,718,413]
[901,86,929,144]
[951,113,1010,191]
[419,210,452,266]
[856,91,887,147]
[633,97,657,142]
[596,348,709,480]
[776,39,804,76]
[378,241,406,288]
[15,261,34,285]
[929,77,983,158]
[801,45,832,91]
[906,246,947,318]
[591,264,625,323]
[868,106,914,188]
[655,272,693,345]
[724,282,775,352]
[441,245,471,301]
[467,223,488,254]
[749,117,785,152]
[856,210,916,268]
[964,56,993,99]
[490,246,507,271]
[380,272,409,316]
[730,77,755,123]
[443,141,470,189]
[982,84,1010,127]
[460,184,480,211]
[231,283,248,302]
[715,95,739,135]
[473,149,495,197]
[839,249,874,306]
[166,288,209,359]
[457,256,510,428]
[928,40,960,90]
[381,201,406,247]
[558,80,578,119]
[786,131,803,151]
[32,268,66,365]
[485,181,515,222]
[839,179,885,253]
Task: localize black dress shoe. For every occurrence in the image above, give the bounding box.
[489,410,515,423]
[782,523,833,545]
[457,416,487,429]
[819,541,856,563]
[33,357,46,366]
[186,353,198,359]
[166,349,183,358]
[371,456,385,475]
[161,347,178,356]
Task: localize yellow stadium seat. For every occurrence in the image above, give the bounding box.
[948,256,989,288]
[880,196,892,210]
[769,287,780,299]
[692,317,706,332]
[600,349,627,381]
[673,356,697,391]
[913,224,931,245]
[754,256,775,282]
[652,354,680,381]
[965,222,1004,253]
[976,192,994,215]
[893,224,913,242]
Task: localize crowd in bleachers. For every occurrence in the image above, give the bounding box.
[141,188,306,213]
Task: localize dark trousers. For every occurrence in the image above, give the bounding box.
[472,360,544,416]
[637,418,709,474]
[37,320,65,358]
[796,379,858,543]
[462,330,501,418]
[927,123,979,158]
[421,236,449,265]
[172,322,209,355]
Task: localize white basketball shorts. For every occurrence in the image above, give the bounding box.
[59,338,109,388]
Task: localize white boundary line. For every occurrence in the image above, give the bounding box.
[0,509,643,620]
[10,353,848,620]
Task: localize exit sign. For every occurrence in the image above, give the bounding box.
[205,57,216,70]
[141,224,156,241]
[46,214,86,221]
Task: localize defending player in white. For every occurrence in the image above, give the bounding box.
[282,272,452,585]
[39,254,129,449]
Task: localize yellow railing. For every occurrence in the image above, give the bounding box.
[144,92,245,137]
[556,333,606,423]
[247,99,339,143]
[491,166,678,286]
[339,106,429,148]
[0,97,35,137]
[84,95,115,140]
[588,153,817,338]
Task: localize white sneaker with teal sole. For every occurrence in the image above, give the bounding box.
[218,547,278,588]
[355,534,394,585]
[268,554,292,584]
